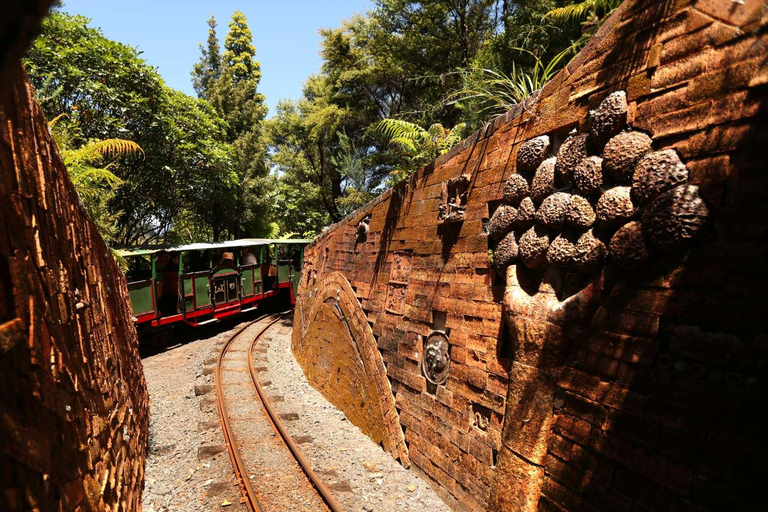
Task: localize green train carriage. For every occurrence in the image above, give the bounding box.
[119,239,308,329]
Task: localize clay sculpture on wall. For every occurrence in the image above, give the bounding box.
[487,91,710,510]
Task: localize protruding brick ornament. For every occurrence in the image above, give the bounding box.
[422,331,451,385]
[632,149,689,205]
[516,135,550,174]
[438,174,470,225]
[503,174,530,205]
[595,186,635,227]
[536,192,571,229]
[590,91,628,148]
[603,131,652,181]
[531,157,556,204]
[514,197,537,229]
[555,133,592,185]
[488,205,517,241]
[642,184,709,252]
[573,156,604,197]
[356,214,371,244]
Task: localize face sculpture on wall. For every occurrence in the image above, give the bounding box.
[487,91,710,510]
[423,331,451,385]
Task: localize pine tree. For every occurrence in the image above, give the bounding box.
[209,11,270,238]
[221,11,259,86]
[191,15,221,99]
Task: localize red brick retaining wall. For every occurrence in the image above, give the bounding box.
[294,0,767,509]
[0,63,149,511]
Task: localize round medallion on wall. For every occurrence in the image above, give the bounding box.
[422,331,451,385]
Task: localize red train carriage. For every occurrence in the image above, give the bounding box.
[119,239,308,331]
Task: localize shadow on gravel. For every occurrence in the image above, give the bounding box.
[138,303,293,359]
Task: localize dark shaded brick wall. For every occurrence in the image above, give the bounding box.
[295,0,767,509]
[0,63,149,510]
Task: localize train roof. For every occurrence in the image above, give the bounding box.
[116,238,311,257]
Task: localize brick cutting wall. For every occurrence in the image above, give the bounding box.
[293,0,767,510]
[0,63,149,511]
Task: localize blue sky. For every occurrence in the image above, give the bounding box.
[60,0,371,116]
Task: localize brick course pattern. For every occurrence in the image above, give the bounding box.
[294,0,767,510]
[0,64,149,511]
[293,272,409,465]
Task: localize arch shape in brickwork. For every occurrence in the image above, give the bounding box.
[292,272,409,466]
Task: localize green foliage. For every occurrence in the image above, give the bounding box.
[26,11,236,246]
[545,0,623,52]
[202,11,270,240]
[545,0,622,25]
[376,118,466,183]
[221,11,259,85]
[447,47,571,122]
[49,116,142,244]
[191,16,221,100]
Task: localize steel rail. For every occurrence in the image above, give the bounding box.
[215,314,272,512]
[247,314,345,512]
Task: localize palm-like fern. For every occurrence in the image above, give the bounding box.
[376,118,466,184]
[545,0,622,25]
[545,0,623,52]
[48,116,144,242]
[446,47,570,120]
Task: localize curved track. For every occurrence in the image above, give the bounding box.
[215,314,344,512]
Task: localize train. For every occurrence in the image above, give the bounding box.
[119,238,309,334]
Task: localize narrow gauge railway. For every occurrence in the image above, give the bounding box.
[119,238,309,336]
[216,314,344,512]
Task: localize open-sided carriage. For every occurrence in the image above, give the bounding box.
[119,238,308,332]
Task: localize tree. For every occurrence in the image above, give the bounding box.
[191,15,221,100]
[26,11,236,246]
[206,11,271,240]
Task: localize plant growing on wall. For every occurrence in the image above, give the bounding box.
[376,118,466,184]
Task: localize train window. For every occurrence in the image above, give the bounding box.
[277,244,302,265]
[185,250,211,272]
[126,255,152,282]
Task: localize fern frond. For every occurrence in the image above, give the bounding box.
[375,118,427,141]
[545,2,594,23]
[69,139,145,165]
[48,113,69,129]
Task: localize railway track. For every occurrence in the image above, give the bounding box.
[215,314,344,512]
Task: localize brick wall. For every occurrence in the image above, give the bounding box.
[294,0,767,510]
[293,272,409,465]
[0,63,149,510]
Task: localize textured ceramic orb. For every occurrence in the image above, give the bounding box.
[493,230,519,270]
[516,135,550,174]
[547,232,578,268]
[488,204,517,241]
[573,230,607,272]
[596,186,635,228]
[590,91,628,148]
[609,221,650,269]
[555,134,592,185]
[503,174,530,205]
[514,197,537,229]
[565,194,596,230]
[574,156,604,197]
[632,149,689,205]
[536,192,571,229]
[642,184,709,252]
[531,157,557,204]
[603,131,652,182]
[519,225,551,270]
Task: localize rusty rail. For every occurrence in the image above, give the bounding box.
[215,313,344,512]
[247,315,345,512]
